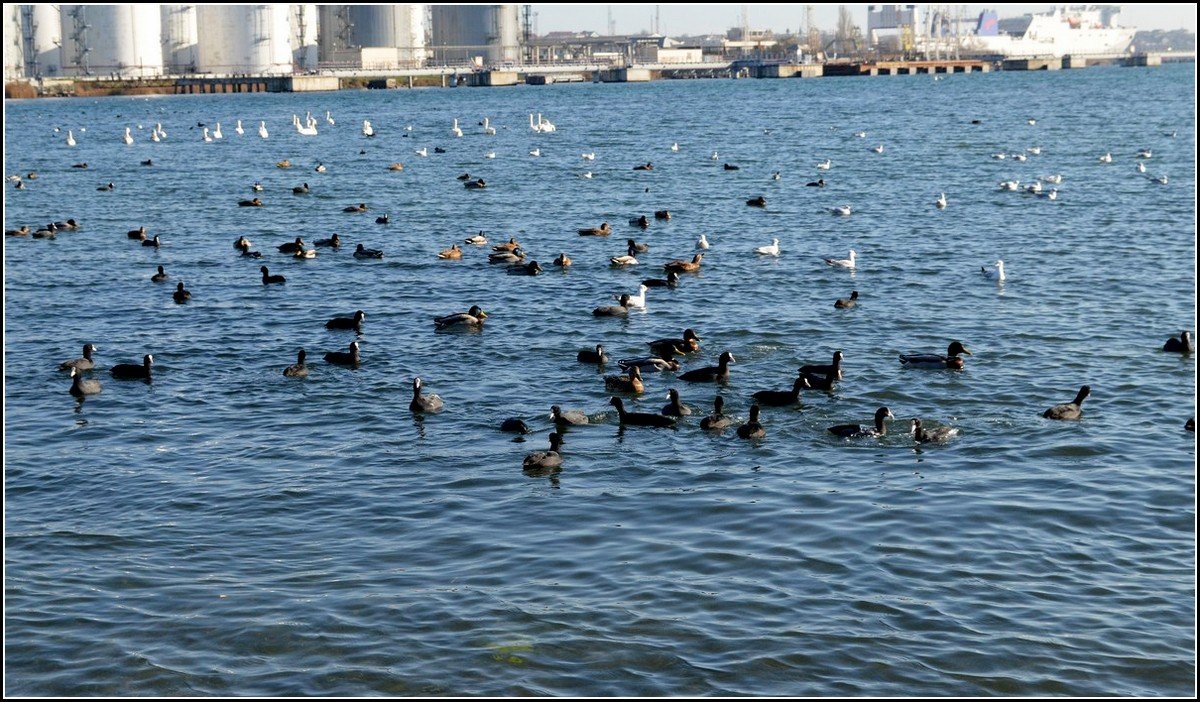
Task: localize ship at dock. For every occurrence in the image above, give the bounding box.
[958,5,1135,59]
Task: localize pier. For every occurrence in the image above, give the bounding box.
[6,51,1190,99]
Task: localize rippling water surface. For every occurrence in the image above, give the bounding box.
[4,65,1195,696]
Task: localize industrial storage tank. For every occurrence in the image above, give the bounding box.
[348,5,427,64]
[195,5,292,75]
[160,5,198,74]
[291,4,318,70]
[59,5,164,78]
[317,5,350,62]
[24,4,64,77]
[430,5,520,65]
[4,6,23,82]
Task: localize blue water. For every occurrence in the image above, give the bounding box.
[4,64,1195,696]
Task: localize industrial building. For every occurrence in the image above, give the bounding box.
[11,4,524,79]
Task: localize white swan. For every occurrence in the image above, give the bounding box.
[537,113,556,132]
[123,127,134,145]
[1027,146,1041,155]
[485,150,496,159]
[482,117,495,135]
[711,151,719,160]
[697,234,710,250]
[258,121,269,139]
[999,180,1020,191]
[670,142,679,152]
[529,148,540,157]
[1135,162,1146,173]
[212,122,223,139]
[581,152,595,160]
[1098,152,1112,163]
[155,123,166,139]
[755,238,780,256]
[831,205,852,216]
[235,119,244,136]
[415,147,428,157]
[66,130,76,147]
[816,159,831,170]
[854,130,867,138]
[362,120,374,137]
[935,192,947,209]
[981,260,1005,281]
[1027,118,1037,125]
[326,111,335,126]
[824,249,856,268]
[150,129,160,143]
[294,115,317,137]
[451,118,463,137]
[872,144,884,153]
[202,127,213,143]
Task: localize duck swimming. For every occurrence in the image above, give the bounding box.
[326,310,367,333]
[609,396,675,427]
[410,377,443,413]
[1162,331,1192,354]
[238,198,263,207]
[260,266,285,284]
[752,375,812,407]
[465,232,488,246]
[1043,385,1090,420]
[551,405,589,427]
[507,261,543,276]
[593,294,632,317]
[899,341,971,369]
[523,433,564,472]
[60,343,99,371]
[68,367,102,396]
[438,244,463,260]
[553,252,572,267]
[283,349,308,378]
[746,196,767,207]
[664,254,703,273]
[434,305,487,330]
[911,418,959,444]
[643,270,680,288]
[492,237,521,251]
[617,353,679,373]
[151,265,168,282]
[736,405,766,439]
[700,396,733,430]
[315,233,342,248]
[577,344,608,364]
[578,222,611,236]
[172,282,191,303]
[111,354,154,380]
[661,388,693,417]
[354,244,384,259]
[834,291,858,308]
[488,248,524,264]
[343,203,368,213]
[679,351,735,383]
[648,328,700,357]
[604,366,644,393]
[828,407,894,438]
[324,340,361,367]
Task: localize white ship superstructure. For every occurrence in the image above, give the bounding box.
[961,5,1135,58]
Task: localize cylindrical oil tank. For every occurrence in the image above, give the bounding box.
[196,5,292,75]
[431,5,519,65]
[26,5,64,77]
[4,6,23,82]
[317,5,349,63]
[58,5,164,78]
[291,4,318,70]
[160,5,198,74]
[347,5,426,64]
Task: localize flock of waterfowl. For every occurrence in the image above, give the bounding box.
[6,104,1194,474]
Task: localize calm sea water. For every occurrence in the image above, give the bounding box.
[4,64,1195,696]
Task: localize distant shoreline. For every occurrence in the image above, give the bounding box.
[5,53,1192,100]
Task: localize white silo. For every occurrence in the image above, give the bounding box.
[348,5,427,64]
[431,5,519,65]
[291,4,318,70]
[25,5,64,78]
[4,6,23,82]
[196,5,292,75]
[160,5,198,74]
[58,5,163,78]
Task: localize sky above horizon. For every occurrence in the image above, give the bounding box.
[531,4,1197,36]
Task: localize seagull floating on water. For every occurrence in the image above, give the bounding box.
[755,238,780,256]
[981,259,1006,281]
[831,205,852,216]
